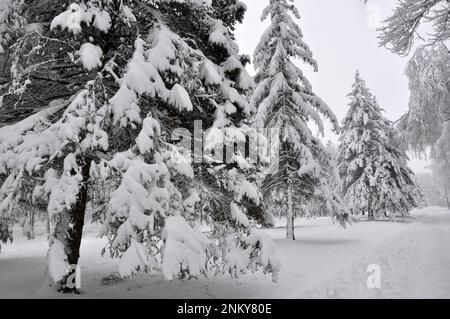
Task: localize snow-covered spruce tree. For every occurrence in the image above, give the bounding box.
[377,104,423,217]
[0,0,280,292]
[337,71,421,220]
[252,0,345,240]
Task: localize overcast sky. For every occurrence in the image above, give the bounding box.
[235,0,431,173]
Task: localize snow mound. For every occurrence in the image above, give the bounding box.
[161,216,210,281]
[78,43,103,71]
[47,239,69,283]
[50,3,111,34]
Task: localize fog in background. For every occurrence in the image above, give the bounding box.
[235,0,431,173]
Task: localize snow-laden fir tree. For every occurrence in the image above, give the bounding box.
[338,72,383,221]
[251,0,346,240]
[337,71,421,220]
[0,0,281,292]
[377,107,423,217]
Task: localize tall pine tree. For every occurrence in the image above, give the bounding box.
[251,0,343,240]
[337,71,421,220]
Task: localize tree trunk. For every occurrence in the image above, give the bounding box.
[53,159,91,293]
[367,195,375,221]
[446,187,450,210]
[286,184,295,240]
[368,208,375,221]
[46,216,50,236]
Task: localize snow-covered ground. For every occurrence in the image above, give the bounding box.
[1,207,449,299]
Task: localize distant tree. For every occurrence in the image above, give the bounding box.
[417,171,449,208]
[430,123,450,209]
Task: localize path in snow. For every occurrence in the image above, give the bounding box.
[0,207,449,298]
[298,207,450,299]
[391,209,450,298]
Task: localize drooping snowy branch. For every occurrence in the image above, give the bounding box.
[379,0,448,56]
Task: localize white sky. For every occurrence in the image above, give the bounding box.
[235,0,431,173]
